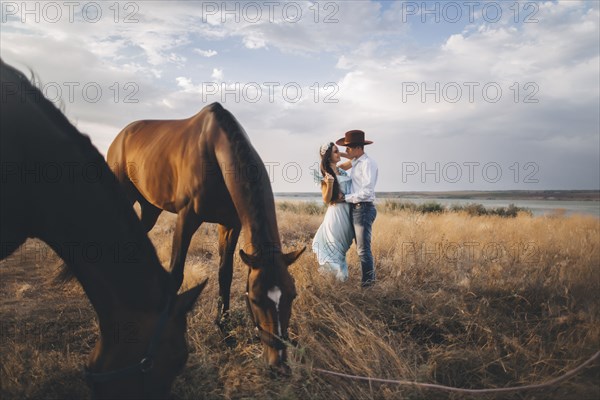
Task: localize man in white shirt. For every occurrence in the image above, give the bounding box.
[336,130,378,287]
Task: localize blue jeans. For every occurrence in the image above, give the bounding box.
[352,202,377,285]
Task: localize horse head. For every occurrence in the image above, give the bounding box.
[84,279,207,399]
[239,246,305,372]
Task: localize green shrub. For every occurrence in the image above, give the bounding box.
[277,201,325,215]
[380,200,530,218]
[417,202,444,214]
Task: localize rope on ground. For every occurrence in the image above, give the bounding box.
[311,350,600,394]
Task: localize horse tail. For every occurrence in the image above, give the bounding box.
[208,102,271,196]
[207,102,280,254]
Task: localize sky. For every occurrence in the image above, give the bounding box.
[1,0,599,192]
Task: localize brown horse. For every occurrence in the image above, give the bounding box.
[0,60,206,399]
[107,103,305,370]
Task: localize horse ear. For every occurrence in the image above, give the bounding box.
[174,278,208,317]
[283,246,306,266]
[239,249,260,269]
[171,270,184,293]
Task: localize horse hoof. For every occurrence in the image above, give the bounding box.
[215,314,232,333]
[269,363,291,379]
[223,335,237,348]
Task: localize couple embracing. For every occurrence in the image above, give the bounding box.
[312,130,378,288]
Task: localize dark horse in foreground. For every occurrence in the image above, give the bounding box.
[0,60,207,399]
[107,103,305,370]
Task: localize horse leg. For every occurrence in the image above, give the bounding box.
[216,224,241,331]
[139,198,162,232]
[112,158,161,233]
[169,204,202,291]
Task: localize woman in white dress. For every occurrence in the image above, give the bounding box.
[312,142,354,281]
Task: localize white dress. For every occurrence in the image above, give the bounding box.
[312,170,354,281]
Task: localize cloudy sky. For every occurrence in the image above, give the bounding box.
[1,0,598,192]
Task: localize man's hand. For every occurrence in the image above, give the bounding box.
[334,193,346,203]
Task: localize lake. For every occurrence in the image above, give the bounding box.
[275,194,600,218]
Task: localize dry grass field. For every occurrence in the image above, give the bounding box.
[1,202,599,399]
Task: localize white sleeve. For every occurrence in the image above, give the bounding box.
[345,159,377,203]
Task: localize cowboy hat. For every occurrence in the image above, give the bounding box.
[335,130,373,146]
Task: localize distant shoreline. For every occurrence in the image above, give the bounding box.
[275,190,600,202]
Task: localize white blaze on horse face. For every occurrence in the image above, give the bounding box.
[267,286,282,311]
[267,286,283,358]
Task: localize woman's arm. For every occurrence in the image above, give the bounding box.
[321,174,334,203]
[338,160,352,171]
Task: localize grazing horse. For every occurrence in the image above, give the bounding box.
[0,60,207,399]
[107,102,305,370]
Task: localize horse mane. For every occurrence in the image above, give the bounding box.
[208,103,281,258]
[2,61,98,162]
[2,60,172,303]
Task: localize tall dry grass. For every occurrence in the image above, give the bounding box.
[1,203,598,399]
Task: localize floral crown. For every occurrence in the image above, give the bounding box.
[319,142,333,156]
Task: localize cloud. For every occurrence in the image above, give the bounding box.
[211,68,224,81]
[176,76,196,92]
[194,48,218,57]
[242,33,267,49]
[1,0,598,191]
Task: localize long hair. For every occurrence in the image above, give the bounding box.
[320,143,340,204]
